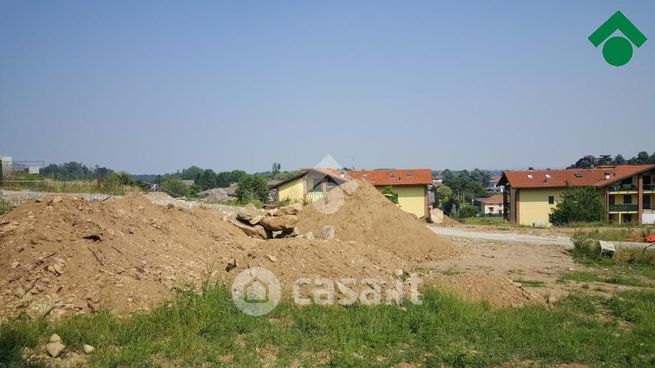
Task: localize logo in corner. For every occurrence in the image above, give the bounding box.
[588,11,647,67]
[231,267,281,316]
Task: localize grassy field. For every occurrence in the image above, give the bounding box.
[1,284,655,367]
[0,179,140,196]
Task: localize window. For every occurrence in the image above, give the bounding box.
[310,177,323,192]
[644,195,651,210]
[623,195,632,204]
[548,195,555,205]
[488,206,494,213]
[609,196,615,205]
[645,176,652,185]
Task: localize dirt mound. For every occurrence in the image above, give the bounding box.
[0,194,258,320]
[0,193,411,321]
[296,181,457,261]
[432,274,542,308]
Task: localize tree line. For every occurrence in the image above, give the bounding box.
[569,151,655,169]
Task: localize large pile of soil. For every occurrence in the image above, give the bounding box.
[0,194,413,321]
[0,187,535,321]
[296,181,458,261]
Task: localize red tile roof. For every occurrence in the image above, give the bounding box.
[350,169,432,186]
[498,165,655,189]
[479,194,504,204]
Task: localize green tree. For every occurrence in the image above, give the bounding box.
[613,154,626,165]
[435,185,453,208]
[628,151,650,165]
[236,175,269,204]
[179,166,204,180]
[571,155,597,169]
[441,170,488,203]
[549,187,605,226]
[159,178,190,198]
[195,169,217,190]
[216,170,247,187]
[458,204,479,218]
[381,186,399,204]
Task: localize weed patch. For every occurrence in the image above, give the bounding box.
[1,286,655,367]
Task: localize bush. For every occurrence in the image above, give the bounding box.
[457,204,479,218]
[381,186,399,204]
[549,187,605,226]
[159,178,190,198]
[236,175,269,204]
[104,172,136,187]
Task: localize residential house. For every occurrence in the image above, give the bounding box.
[269,168,349,203]
[350,169,432,219]
[197,183,239,202]
[487,175,503,193]
[498,164,655,226]
[476,194,504,216]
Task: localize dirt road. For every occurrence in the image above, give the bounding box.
[428,225,574,249]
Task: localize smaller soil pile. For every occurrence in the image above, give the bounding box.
[296,180,458,261]
[431,274,542,308]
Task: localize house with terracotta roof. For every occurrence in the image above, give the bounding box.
[269,168,350,204]
[350,169,432,218]
[498,164,655,226]
[476,194,504,216]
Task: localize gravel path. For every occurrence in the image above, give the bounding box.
[428,226,575,249]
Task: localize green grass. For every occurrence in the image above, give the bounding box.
[0,179,140,195]
[2,285,655,367]
[460,216,505,226]
[571,228,651,242]
[559,271,649,287]
[0,200,12,215]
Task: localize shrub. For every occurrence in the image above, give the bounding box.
[236,175,269,204]
[159,178,190,198]
[549,187,605,226]
[381,186,399,204]
[458,204,479,218]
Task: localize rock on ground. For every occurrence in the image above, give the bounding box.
[46,342,65,358]
[321,225,335,240]
[260,215,298,231]
[277,203,303,216]
[83,344,95,354]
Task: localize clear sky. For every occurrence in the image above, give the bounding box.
[1,1,653,174]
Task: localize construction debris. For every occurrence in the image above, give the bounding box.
[233,204,300,239]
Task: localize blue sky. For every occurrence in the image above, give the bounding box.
[1,1,653,174]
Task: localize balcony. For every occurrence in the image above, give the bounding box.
[608,183,637,192]
[305,191,324,203]
[644,183,655,191]
[608,204,638,212]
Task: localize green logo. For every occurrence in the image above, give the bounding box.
[589,11,647,67]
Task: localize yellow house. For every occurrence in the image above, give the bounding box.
[269,168,349,204]
[350,169,432,219]
[498,164,655,226]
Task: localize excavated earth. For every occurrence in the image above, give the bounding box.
[0,182,542,322]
